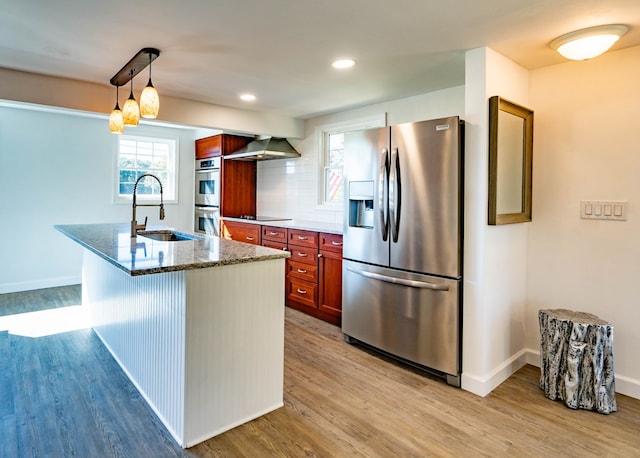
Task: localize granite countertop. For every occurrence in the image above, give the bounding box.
[55,223,290,276]
[222,217,343,235]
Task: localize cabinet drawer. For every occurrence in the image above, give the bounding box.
[288,260,318,283]
[289,245,317,265]
[262,226,288,242]
[288,229,318,249]
[221,221,260,245]
[286,277,318,309]
[262,239,288,251]
[319,233,343,253]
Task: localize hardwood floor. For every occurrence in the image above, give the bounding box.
[1,285,639,457]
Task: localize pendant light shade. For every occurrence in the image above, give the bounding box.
[140,52,159,119]
[123,72,140,127]
[551,24,628,60]
[109,86,124,134]
[140,82,159,119]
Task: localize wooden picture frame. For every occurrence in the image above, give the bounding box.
[488,96,534,225]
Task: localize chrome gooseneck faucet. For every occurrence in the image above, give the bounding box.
[131,173,165,237]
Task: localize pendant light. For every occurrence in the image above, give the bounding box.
[140,52,159,119]
[122,70,140,127]
[109,85,124,134]
[109,48,160,131]
[551,24,628,61]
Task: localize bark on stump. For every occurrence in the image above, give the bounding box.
[538,308,616,414]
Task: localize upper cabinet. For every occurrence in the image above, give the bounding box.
[195,134,253,159]
[195,134,257,218]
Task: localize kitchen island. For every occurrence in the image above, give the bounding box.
[55,223,289,448]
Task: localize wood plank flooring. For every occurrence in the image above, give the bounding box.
[1,285,639,457]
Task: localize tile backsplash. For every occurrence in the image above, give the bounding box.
[257,156,342,224]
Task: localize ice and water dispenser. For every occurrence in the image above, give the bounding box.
[348,181,374,228]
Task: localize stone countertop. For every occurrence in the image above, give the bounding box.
[222,217,343,235]
[55,223,290,276]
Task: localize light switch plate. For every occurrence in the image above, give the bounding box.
[580,200,627,221]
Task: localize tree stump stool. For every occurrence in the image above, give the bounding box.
[538,308,616,414]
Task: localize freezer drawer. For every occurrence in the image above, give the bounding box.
[342,260,460,379]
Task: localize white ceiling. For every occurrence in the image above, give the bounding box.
[2,0,640,119]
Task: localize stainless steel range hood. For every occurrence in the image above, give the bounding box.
[224,137,301,161]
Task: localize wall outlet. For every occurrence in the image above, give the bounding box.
[580,200,627,221]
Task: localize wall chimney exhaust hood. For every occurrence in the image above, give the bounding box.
[224,137,301,161]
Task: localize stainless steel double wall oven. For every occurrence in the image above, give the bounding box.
[194,157,221,236]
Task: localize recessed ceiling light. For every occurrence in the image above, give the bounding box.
[551,24,628,60]
[332,59,356,69]
[240,93,256,102]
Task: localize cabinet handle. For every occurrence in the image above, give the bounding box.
[297,268,308,274]
[297,236,308,240]
[297,252,308,257]
[297,288,307,294]
[246,236,255,241]
[331,241,343,246]
[269,231,279,236]
[317,253,323,258]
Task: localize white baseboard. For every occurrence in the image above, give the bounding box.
[0,275,81,294]
[464,348,640,401]
[461,348,531,397]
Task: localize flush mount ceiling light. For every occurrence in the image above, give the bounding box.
[109,48,160,133]
[332,58,356,69]
[551,24,628,60]
[240,93,256,102]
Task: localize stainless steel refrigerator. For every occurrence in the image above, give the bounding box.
[342,116,463,387]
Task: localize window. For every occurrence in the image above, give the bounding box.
[324,133,345,204]
[318,114,386,206]
[116,135,177,203]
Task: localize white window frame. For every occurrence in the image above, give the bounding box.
[315,114,386,209]
[114,134,179,204]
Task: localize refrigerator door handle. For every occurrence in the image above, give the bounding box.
[379,148,390,241]
[346,267,450,291]
[388,147,401,242]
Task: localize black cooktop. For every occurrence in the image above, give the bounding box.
[238,215,292,222]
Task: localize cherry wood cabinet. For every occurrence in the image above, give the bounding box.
[285,229,342,326]
[220,220,260,245]
[318,233,343,321]
[261,226,288,249]
[195,134,252,159]
[225,221,343,325]
[195,134,256,218]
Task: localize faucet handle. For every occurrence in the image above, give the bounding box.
[159,205,165,220]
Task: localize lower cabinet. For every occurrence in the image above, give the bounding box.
[220,220,260,245]
[318,233,343,320]
[260,225,343,326]
[223,221,343,325]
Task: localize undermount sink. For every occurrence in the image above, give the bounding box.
[137,230,200,242]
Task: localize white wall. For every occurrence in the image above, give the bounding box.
[462,48,530,396]
[256,86,465,221]
[527,46,640,398]
[0,103,198,293]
